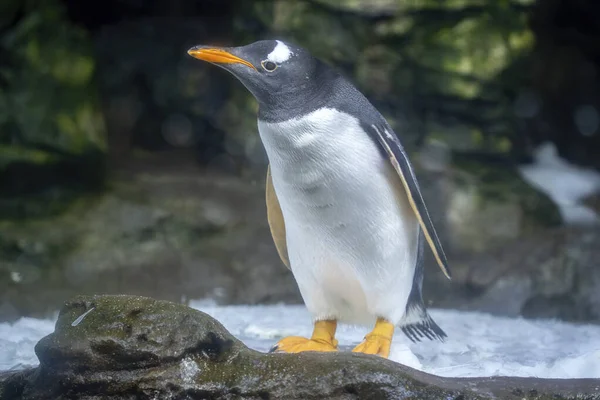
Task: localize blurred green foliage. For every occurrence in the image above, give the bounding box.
[0,0,106,206]
[0,0,590,220]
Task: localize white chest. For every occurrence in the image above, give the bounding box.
[258,108,415,256]
[257,108,418,323]
[259,109,383,227]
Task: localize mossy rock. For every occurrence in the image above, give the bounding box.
[1,294,599,399]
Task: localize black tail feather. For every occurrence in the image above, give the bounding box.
[400,227,447,343]
[401,313,447,343]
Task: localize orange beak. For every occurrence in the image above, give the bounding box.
[187,47,257,71]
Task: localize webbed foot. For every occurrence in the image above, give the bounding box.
[352,318,394,358]
[270,320,338,353]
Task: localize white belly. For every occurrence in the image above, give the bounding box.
[258,108,418,325]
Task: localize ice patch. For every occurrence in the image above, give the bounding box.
[267,40,293,63]
[519,142,600,225]
[3,304,600,379]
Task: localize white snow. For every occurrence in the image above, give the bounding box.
[2,303,599,379]
[267,40,293,64]
[0,317,56,370]
[519,142,600,225]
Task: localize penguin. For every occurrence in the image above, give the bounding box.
[188,40,451,358]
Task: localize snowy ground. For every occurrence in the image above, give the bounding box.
[2,302,600,379]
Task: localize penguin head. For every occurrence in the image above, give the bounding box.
[188,40,329,109]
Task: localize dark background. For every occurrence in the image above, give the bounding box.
[1,0,599,324]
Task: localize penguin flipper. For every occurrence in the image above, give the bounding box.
[266,165,291,269]
[369,123,452,279]
[400,228,447,342]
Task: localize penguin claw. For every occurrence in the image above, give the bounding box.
[270,336,338,353]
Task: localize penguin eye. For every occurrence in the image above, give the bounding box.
[261,60,278,72]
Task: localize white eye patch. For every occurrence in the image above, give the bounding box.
[267,40,294,63]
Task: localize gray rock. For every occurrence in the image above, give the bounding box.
[419,151,561,256]
[1,294,599,400]
[417,151,568,319]
[454,227,600,322]
[1,165,597,327]
[0,171,300,322]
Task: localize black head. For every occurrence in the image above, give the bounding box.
[188,40,339,120]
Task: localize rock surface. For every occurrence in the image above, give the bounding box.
[0,161,596,327]
[0,168,300,322]
[416,149,562,256]
[1,294,599,400]
[427,227,600,323]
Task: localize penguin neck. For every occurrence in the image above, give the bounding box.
[258,64,340,123]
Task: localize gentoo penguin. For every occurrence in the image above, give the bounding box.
[188,40,451,358]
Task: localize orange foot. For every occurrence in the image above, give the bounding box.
[352,318,394,358]
[270,320,338,353]
[271,336,338,353]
